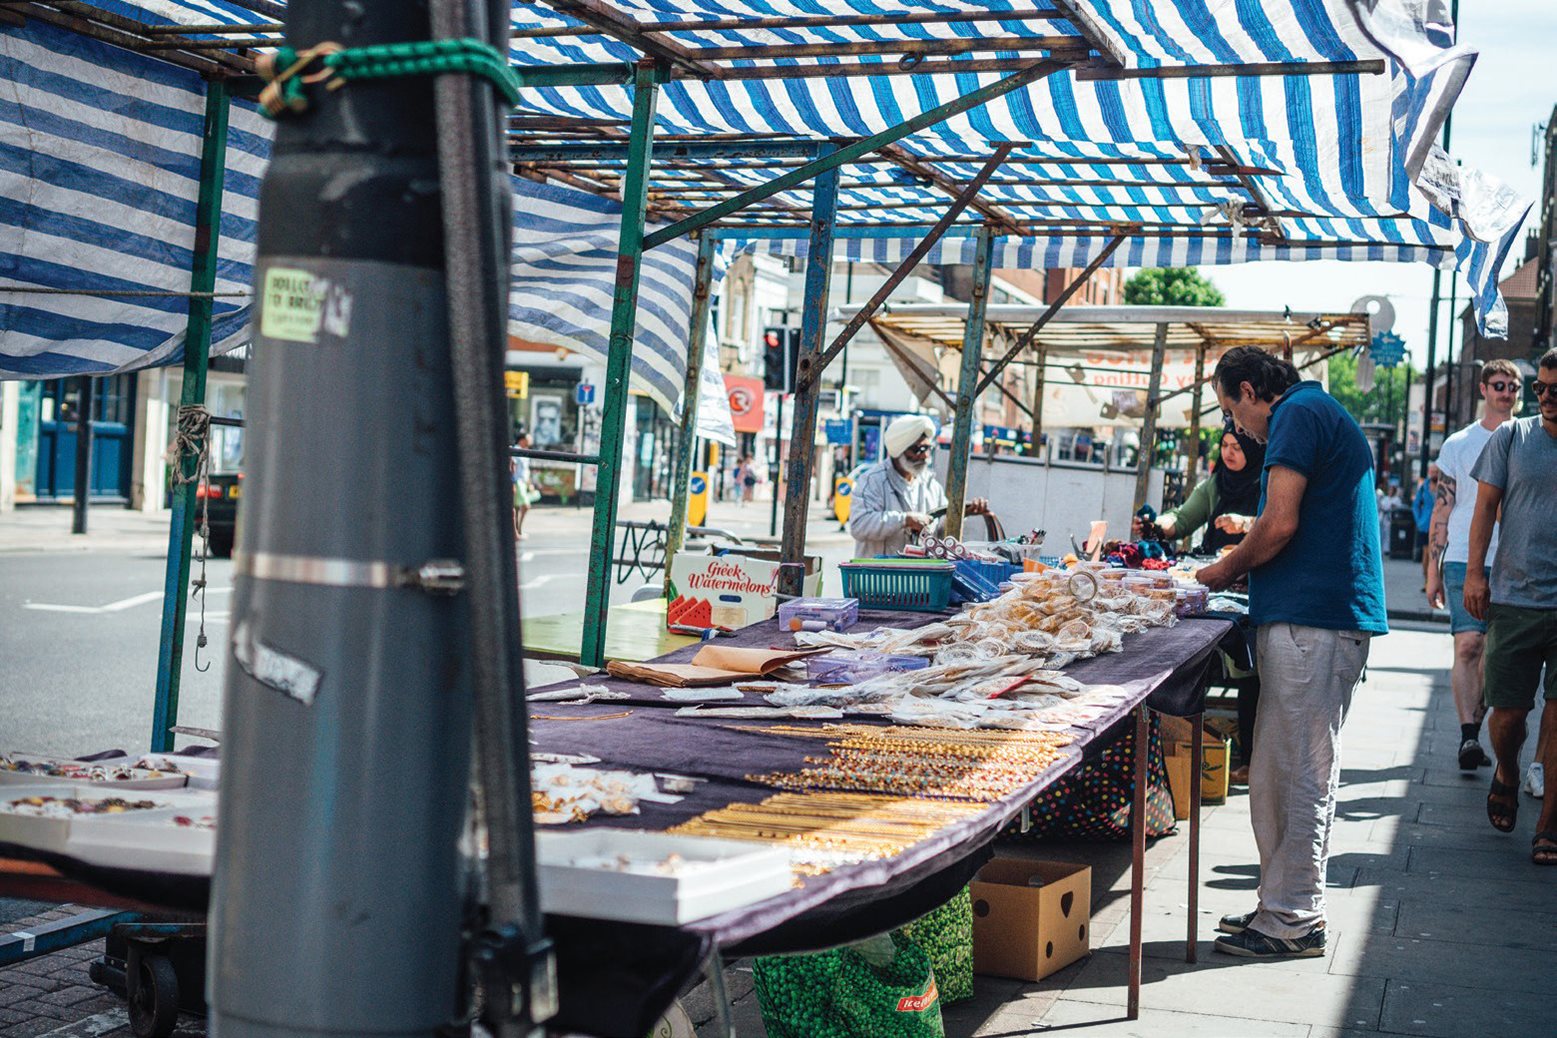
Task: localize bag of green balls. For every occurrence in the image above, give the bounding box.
[896,887,974,1005]
[752,932,945,1038]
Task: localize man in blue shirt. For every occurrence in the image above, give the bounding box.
[1198,346,1388,958]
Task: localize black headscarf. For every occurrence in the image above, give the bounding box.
[1200,429,1265,552]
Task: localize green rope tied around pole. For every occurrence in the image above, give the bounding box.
[257,38,521,119]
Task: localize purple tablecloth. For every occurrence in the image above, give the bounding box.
[533,612,1233,1035]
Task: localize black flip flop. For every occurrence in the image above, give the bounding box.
[1533,831,1557,866]
[1488,777,1519,833]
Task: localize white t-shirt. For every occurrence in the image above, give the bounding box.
[1435,421,1500,565]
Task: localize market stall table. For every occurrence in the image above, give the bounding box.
[528,609,1234,1033]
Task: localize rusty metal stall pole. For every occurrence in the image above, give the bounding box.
[1132,322,1170,509]
[661,230,718,585]
[1185,344,1208,490]
[941,226,995,540]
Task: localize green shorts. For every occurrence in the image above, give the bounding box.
[1482,603,1557,710]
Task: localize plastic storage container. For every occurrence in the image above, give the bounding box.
[840,560,955,613]
[777,597,859,633]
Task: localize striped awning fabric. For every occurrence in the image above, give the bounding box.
[0,0,1529,405]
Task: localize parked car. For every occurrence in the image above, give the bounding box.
[196,472,240,558]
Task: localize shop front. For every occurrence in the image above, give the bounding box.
[9,374,137,504]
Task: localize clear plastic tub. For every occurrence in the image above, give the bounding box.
[777,597,860,633]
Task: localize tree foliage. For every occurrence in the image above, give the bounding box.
[1121,267,1226,307]
[1326,350,1416,425]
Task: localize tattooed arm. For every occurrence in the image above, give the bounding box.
[1424,472,1455,609]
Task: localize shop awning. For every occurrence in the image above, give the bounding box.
[868,303,1367,429]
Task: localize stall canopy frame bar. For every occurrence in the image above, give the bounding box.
[150,76,229,754]
[974,234,1129,397]
[797,145,1016,392]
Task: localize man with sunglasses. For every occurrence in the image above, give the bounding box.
[1427,359,1520,772]
[1465,348,1557,865]
[848,413,988,558]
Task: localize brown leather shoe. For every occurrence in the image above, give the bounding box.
[1230,765,1250,786]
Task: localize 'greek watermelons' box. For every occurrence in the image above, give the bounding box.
[666,550,821,633]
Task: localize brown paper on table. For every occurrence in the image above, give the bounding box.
[606,644,827,687]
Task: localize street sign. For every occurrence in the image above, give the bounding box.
[687,471,709,527]
[503,370,529,398]
[575,381,596,406]
[823,418,852,445]
[1371,331,1405,367]
[833,476,853,525]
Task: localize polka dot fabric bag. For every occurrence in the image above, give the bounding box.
[1009,711,1177,842]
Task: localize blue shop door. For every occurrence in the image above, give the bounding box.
[34,376,136,502]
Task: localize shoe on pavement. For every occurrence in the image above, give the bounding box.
[1525,762,1546,799]
[1459,738,1491,772]
[1214,924,1326,959]
[1217,910,1256,935]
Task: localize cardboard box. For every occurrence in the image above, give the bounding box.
[969,857,1091,981]
[1164,752,1194,821]
[1166,725,1233,805]
[665,550,821,633]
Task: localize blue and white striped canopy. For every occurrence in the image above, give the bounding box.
[0,0,1528,404]
[0,19,264,378]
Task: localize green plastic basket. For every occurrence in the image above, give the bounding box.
[840,559,955,613]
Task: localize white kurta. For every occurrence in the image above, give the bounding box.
[847,460,947,558]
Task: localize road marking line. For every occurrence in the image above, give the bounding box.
[23,587,232,615]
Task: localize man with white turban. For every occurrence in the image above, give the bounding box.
[848,414,990,557]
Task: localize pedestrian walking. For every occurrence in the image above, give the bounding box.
[1463,348,1557,864]
[511,430,538,541]
[1425,359,1519,771]
[736,454,758,505]
[1413,465,1437,577]
[1197,346,1387,957]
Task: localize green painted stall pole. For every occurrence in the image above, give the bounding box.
[580,61,660,669]
[151,77,229,753]
[777,145,841,600]
[942,225,995,540]
[1132,322,1170,511]
[663,231,717,590]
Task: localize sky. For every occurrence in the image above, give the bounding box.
[1190,1,1557,368]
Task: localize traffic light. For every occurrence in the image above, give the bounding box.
[762,325,801,392]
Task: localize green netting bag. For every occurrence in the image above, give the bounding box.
[896,886,973,1005]
[752,932,945,1038]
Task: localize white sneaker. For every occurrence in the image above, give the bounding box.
[1523,762,1545,799]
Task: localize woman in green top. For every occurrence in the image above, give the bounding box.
[1135,428,1265,554]
[1138,427,1266,784]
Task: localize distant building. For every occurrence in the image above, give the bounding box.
[1452,233,1542,428]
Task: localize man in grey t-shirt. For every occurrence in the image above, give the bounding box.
[1465,348,1557,865]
